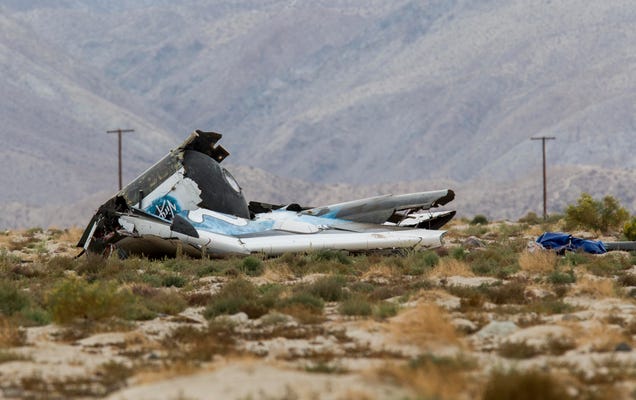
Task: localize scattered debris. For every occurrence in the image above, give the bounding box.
[536,232,607,254]
[78,130,455,258]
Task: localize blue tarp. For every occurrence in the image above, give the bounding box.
[536,232,607,254]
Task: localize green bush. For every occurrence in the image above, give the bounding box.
[623,217,636,241]
[584,253,631,277]
[470,214,489,225]
[372,301,399,319]
[0,280,30,316]
[305,275,347,301]
[310,250,352,265]
[403,251,439,275]
[518,211,541,225]
[204,278,275,319]
[468,245,519,278]
[560,251,590,267]
[278,292,324,312]
[564,193,629,234]
[240,256,264,276]
[141,289,187,315]
[480,281,527,305]
[161,274,186,288]
[46,278,134,324]
[547,269,576,285]
[338,295,372,316]
[450,246,468,261]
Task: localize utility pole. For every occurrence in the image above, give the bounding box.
[107,128,135,190]
[530,136,556,220]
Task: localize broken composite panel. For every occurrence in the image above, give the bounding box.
[78,130,456,258]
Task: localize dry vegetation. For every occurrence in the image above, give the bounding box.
[1,220,636,399]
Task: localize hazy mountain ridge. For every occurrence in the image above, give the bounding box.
[1,1,635,228]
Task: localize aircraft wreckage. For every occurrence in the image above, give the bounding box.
[78,130,456,258]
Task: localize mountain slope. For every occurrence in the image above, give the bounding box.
[0,11,178,209]
[8,0,634,185]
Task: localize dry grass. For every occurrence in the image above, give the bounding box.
[519,250,557,274]
[132,360,202,385]
[573,276,618,298]
[260,263,294,283]
[391,302,462,349]
[56,227,84,244]
[0,317,26,347]
[568,320,629,352]
[428,258,474,278]
[336,389,375,400]
[377,354,478,400]
[361,264,398,282]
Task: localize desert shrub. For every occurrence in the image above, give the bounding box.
[140,288,187,315]
[450,246,468,261]
[0,280,30,316]
[464,224,488,237]
[518,250,557,274]
[348,281,376,294]
[403,251,439,275]
[162,257,196,273]
[480,281,527,305]
[204,278,273,319]
[19,306,51,326]
[276,292,324,323]
[482,369,570,400]
[495,223,527,239]
[623,217,636,240]
[368,285,406,301]
[164,320,236,362]
[560,251,590,267]
[0,316,26,347]
[195,262,221,277]
[564,193,629,234]
[258,283,284,309]
[303,275,348,301]
[45,256,76,276]
[584,253,631,277]
[448,285,486,310]
[240,256,264,276]
[547,269,576,285]
[470,214,489,225]
[278,252,308,273]
[75,254,108,277]
[618,273,636,287]
[525,299,575,315]
[161,274,186,288]
[338,295,372,316]
[96,361,132,394]
[46,278,134,324]
[518,211,541,224]
[498,341,539,359]
[468,245,519,278]
[373,301,399,319]
[310,249,351,265]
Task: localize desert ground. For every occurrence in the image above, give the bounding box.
[1,217,636,399]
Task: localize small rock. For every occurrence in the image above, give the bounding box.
[615,342,632,352]
[452,318,478,334]
[226,312,249,324]
[475,321,519,339]
[462,236,485,249]
[524,286,555,302]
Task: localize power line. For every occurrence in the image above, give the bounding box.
[107,128,135,190]
[531,136,556,220]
